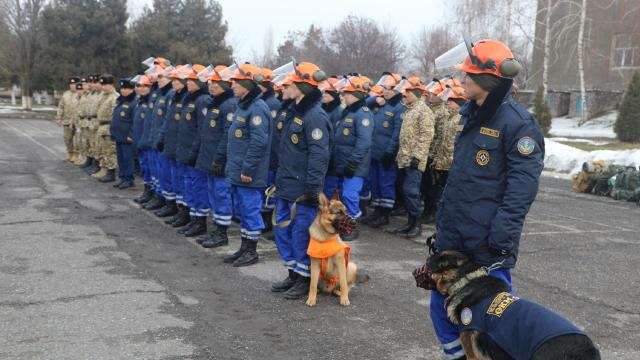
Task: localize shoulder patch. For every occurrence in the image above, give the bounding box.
[251,115,262,126]
[517,136,536,156]
[362,106,369,112]
[202,108,208,116]
[361,118,370,127]
[461,307,473,326]
[479,127,500,138]
[486,292,519,317]
[311,128,323,141]
[227,113,234,122]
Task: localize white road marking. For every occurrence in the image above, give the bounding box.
[0,120,61,158]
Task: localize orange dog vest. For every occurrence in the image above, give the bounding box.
[307,235,350,285]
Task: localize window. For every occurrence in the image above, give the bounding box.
[612,34,640,69]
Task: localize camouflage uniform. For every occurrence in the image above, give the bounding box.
[432,110,461,171]
[76,91,93,158]
[396,100,435,172]
[70,92,84,158]
[95,89,118,170]
[87,90,103,160]
[56,90,77,159]
[427,102,450,162]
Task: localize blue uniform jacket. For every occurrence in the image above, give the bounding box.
[331,99,373,178]
[436,79,545,268]
[161,88,188,160]
[322,97,342,160]
[270,99,294,171]
[132,94,152,150]
[175,87,211,166]
[275,88,330,202]
[194,89,237,173]
[138,85,160,150]
[149,84,173,151]
[460,292,584,359]
[225,86,272,188]
[109,93,136,144]
[260,89,281,119]
[370,93,405,161]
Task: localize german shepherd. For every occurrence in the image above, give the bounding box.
[415,251,601,360]
[306,193,359,307]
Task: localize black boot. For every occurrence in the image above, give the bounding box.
[79,157,93,168]
[391,206,407,217]
[177,217,195,233]
[359,198,369,219]
[361,206,381,226]
[201,225,229,248]
[144,194,165,210]
[171,206,191,227]
[369,207,391,228]
[393,215,413,234]
[283,275,311,299]
[84,159,98,174]
[232,239,258,267]
[134,184,153,204]
[223,237,249,264]
[261,211,273,234]
[98,169,115,183]
[271,270,298,293]
[405,215,422,239]
[166,204,185,225]
[154,200,177,217]
[184,216,206,237]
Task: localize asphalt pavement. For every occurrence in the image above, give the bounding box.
[1,117,638,360]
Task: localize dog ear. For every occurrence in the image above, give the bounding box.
[332,190,340,201]
[318,192,329,208]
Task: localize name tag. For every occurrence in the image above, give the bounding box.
[294,117,303,126]
[188,103,195,108]
[480,127,500,138]
[345,118,353,123]
[456,124,464,132]
[122,104,129,108]
[177,104,183,108]
[159,99,165,104]
[237,117,246,123]
[212,109,220,114]
[384,111,393,116]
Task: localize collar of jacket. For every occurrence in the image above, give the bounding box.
[160,82,172,96]
[342,98,366,117]
[151,83,159,93]
[237,86,262,110]
[460,78,513,126]
[211,89,234,108]
[261,87,275,101]
[118,93,136,103]
[322,97,341,114]
[185,86,207,102]
[138,94,150,104]
[279,99,294,113]
[388,92,403,106]
[173,87,186,100]
[293,87,322,117]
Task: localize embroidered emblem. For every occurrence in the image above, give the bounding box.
[203,108,208,116]
[177,104,182,108]
[343,128,350,136]
[188,103,195,108]
[291,133,299,144]
[142,104,147,109]
[174,113,180,120]
[158,109,163,116]
[476,149,490,166]
[461,307,473,326]
[480,127,500,138]
[149,102,154,109]
[487,292,519,317]
[517,136,535,156]
[252,115,262,126]
[152,93,157,98]
[210,119,216,128]
[294,117,303,126]
[234,129,243,138]
[186,112,192,121]
[311,128,323,140]
[384,111,393,116]
[227,113,233,122]
[362,118,370,127]
[281,111,287,118]
[212,108,220,114]
[237,116,246,123]
[159,99,165,104]
[120,111,125,117]
[345,118,353,123]
[382,121,389,128]
[123,104,129,108]
[277,121,283,130]
[271,110,277,119]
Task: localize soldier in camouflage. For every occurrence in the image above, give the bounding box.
[56,77,80,163]
[87,75,106,177]
[71,82,86,165]
[393,76,435,239]
[76,76,95,168]
[94,74,119,183]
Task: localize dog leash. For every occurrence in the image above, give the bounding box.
[265,186,307,228]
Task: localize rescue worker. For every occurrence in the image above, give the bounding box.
[56,77,80,163]
[131,75,154,204]
[140,67,165,211]
[223,63,272,267]
[324,75,373,241]
[362,72,406,228]
[392,76,435,239]
[94,74,119,183]
[269,74,296,210]
[110,78,137,188]
[271,62,330,299]
[430,39,544,360]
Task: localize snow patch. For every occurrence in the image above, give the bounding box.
[550,137,611,146]
[544,138,640,175]
[549,111,617,139]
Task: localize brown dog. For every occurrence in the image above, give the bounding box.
[306,193,358,307]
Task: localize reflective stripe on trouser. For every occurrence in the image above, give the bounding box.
[207,174,232,226]
[63,125,74,153]
[323,175,364,218]
[402,168,423,217]
[430,269,512,359]
[159,155,175,200]
[274,199,317,277]
[261,170,276,212]
[183,166,209,217]
[172,161,186,205]
[115,143,134,182]
[150,150,161,194]
[231,185,264,240]
[369,160,397,209]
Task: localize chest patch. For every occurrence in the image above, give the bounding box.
[476,149,490,166]
[461,307,473,325]
[149,102,154,109]
[291,133,299,144]
[456,124,464,132]
[185,113,192,121]
[517,136,535,156]
[294,117,303,126]
[120,111,125,117]
[343,128,350,136]
[227,113,234,122]
[210,119,216,128]
[311,128,323,140]
[252,115,262,126]
[158,109,163,116]
[174,113,180,120]
[362,118,370,127]
[235,129,243,138]
[480,127,499,138]
[277,121,283,130]
[486,292,519,317]
[382,120,389,128]
[203,108,208,116]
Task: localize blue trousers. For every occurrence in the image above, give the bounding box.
[430,269,512,359]
[138,150,153,189]
[172,161,186,206]
[369,160,397,209]
[360,175,371,201]
[150,150,161,194]
[324,175,364,218]
[183,166,209,217]
[207,174,232,226]
[115,142,134,182]
[403,168,423,217]
[261,170,276,212]
[232,185,264,241]
[274,199,317,277]
[159,155,175,201]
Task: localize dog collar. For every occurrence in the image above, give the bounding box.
[448,268,488,296]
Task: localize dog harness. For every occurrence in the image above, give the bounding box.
[307,235,350,285]
[459,292,585,359]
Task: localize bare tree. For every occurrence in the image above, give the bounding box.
[0,0,45,110]
[576,0,588,125]
[411,25,457,78]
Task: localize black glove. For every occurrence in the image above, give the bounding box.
[343,162,358,178]
[157,142,164,151]
[212,162,225,177]
[410,157,420,170]
[382,153,394,170]
[301,192,319,207]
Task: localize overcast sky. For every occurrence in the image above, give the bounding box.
[128,0,449,63]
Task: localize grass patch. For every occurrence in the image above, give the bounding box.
[556,141,640,152]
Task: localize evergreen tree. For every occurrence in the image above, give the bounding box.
[534,85,552,136]
[615,71,640,143]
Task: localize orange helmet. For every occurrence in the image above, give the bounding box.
[334,75,369,93]
[291,62,326,86]
[376,73,401,90]
[425,77,460,96]
[369,84,384,97]
[255,68,274,83]
[169,64,192,79]
[183,64,206,80]
[438,85,467,101]
[393,76,425,93]
[141,56,171,68]
[132,74,153,86]
[318,77,340,93]
[459,39,521,78]
[230,63,262,81]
